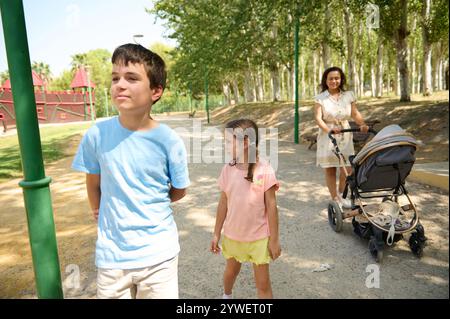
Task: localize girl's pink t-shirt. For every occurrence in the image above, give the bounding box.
[218,159,280,242]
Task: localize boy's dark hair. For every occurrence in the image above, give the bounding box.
[112,43,167,104]
[226,119,259,182]
[320,66,347,92]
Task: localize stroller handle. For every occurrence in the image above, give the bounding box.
[328,127,377,140]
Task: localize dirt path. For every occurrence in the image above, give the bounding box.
[0,116,448,298]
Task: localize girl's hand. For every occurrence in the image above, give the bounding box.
[268,238,281,260]
[210,235,221,254]
[360,125,369,133]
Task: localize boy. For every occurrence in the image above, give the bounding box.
[72,44,190,299]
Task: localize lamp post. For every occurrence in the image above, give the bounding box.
[133,34,144,44]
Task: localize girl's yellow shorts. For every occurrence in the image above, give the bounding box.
[221,235,270,265]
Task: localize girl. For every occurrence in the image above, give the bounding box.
[314,66,369,208]
[210,118,281,299]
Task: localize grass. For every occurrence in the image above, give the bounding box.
[0,123,91,182]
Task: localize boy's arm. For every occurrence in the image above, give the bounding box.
[211,191,228,253]
[169,186,186,202]
[86,173,101,220]
[265,185,281,260]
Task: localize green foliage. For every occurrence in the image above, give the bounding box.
[48,69,73,91]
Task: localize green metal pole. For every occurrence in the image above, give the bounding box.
[204,66,210,124]
[0,0,63,299]
[294,13,300,144]
[104,88,109,118]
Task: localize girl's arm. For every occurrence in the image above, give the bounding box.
[211,191,228,254]
[351,102,369,132]
[314,103,336,134]
[86,173,101,220]
[265,185,281,260]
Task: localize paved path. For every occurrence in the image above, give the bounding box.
[0,116,448,298]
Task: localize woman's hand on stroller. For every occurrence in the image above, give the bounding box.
[329,127,341,135]
[359,124,370,133]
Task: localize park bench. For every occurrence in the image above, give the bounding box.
[304,119,381,150]
[188,109,196,118]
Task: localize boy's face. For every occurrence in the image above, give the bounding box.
[111,61,163,115]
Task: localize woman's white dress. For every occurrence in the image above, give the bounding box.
[315,90,356,168]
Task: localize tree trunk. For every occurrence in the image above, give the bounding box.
[247,60,257,102]
[387,50,391,95]
[280,67,285,100]
[232,79,240,105]
[355,21,364,96]
[375,37,384,98]
[438,58,444,91]
[322,3,331,69]
[270,64,281,102]
[255,67,264,101]
[410,16,417,94]
[417,63,422,93]
[422,0,432,96]
[261,64,266,100]
[411,44,417,94]
[368,31,376,97]
[319,49,324,92]
[394,0,410,101]
[244,69,255,103]
[360,62,364,97]
[344,3,357,93]
[285,64,292,101]
[300,55,306,98]
[222,82,231,106]
[313,51,318,96]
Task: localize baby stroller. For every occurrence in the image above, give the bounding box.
[327,124,427,263]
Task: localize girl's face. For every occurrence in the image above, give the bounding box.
[326,71,341,91]
[224,129,247,160]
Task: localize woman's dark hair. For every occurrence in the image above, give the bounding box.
[225,119,259,182]
[320,66,347,92]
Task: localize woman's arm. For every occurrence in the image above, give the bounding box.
[314,103,333,133]
[265,185,281,260]
[210,191,228,254]
[86,173,101,220]
[351,102,369,132]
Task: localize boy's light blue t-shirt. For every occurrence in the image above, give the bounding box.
[72,116,190,269]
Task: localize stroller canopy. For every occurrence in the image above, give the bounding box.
[353,124,418,165]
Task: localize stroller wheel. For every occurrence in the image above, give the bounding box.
[409,224,427,257]
[409,233,425,257]
[369,237,384,263]
[328,201,343,233]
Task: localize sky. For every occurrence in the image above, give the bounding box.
[0,0,176,77]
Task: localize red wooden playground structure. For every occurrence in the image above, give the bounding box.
[0,67,96,131]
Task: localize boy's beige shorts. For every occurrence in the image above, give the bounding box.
[96,255,178,299]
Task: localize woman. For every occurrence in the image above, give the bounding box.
[314,66,369,208]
